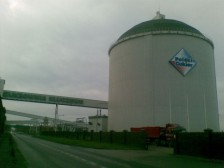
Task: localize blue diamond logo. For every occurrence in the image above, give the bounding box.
[169,49,197,76]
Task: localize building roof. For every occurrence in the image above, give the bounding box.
[109,12,213,54]
[89,115,108,119]
[118,19,204,41]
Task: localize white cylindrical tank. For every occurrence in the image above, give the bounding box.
[108,12,219,132]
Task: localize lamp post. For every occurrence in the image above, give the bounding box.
[96,102,107,132]
[96,108,101,132]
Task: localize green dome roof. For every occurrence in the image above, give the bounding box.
[109,14,213,54]
[118,19,204,41]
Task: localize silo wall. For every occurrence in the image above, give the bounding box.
[108,34,219,132]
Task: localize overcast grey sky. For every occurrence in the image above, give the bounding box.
[1,0,224,130]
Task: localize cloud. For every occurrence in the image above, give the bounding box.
[1,0,224,125]
[1,0,110,99]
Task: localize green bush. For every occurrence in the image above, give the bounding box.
[0,132,27,168]
[0,97,6,135]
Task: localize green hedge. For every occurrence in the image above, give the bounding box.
[40,130,147,149]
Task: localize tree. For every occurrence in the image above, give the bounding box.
[0,97,6,135]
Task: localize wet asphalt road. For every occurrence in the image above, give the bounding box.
[12,133,147,168]
[13,133,224,168]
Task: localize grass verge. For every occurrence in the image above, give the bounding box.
[35,134,141,150]
[0,132,27,168]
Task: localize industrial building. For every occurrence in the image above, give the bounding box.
[108,12,219,132]
[88,115,108,132]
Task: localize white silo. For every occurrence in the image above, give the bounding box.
[108,12,219,132]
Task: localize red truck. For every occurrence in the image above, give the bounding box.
[131,124,186,146]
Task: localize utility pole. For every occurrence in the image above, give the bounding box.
[54,104,58,132]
